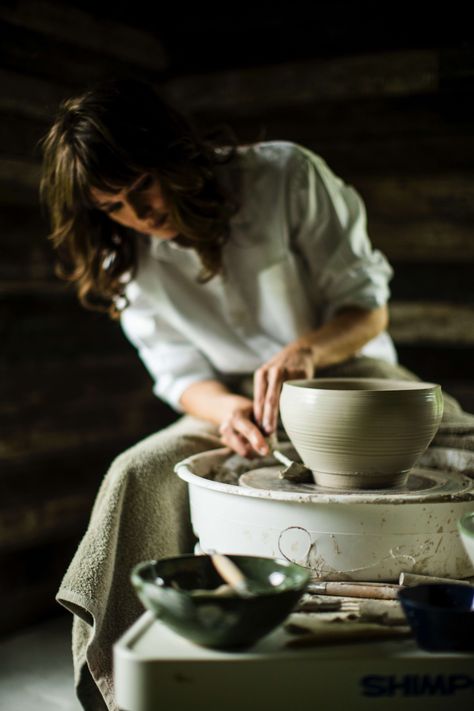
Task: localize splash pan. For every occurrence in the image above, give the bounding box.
[175,448,474,582]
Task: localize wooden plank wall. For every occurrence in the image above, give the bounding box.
[1,2,473,633]
[0,1,177,634]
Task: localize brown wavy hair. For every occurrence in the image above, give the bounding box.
[39,78,242,318]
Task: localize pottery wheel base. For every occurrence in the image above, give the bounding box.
[312,468,410,490]
[238,465,473,502]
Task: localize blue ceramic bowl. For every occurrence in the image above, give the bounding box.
[131,554,310,649]
[398,583,474,652]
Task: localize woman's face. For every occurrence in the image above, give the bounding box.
[90,172,179,239]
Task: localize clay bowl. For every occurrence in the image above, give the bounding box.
[458,512,474,568]
[131,554,310,649]
[398,583,474,652]
[279,377,443,490]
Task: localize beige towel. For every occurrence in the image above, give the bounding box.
[57,415,221,711]
[56,356,474,710]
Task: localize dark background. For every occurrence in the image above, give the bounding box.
[1,0,473,633]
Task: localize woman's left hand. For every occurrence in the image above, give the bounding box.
[253,306,389,435]
[253,343,315,435]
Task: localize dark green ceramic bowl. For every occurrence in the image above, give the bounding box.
[131,554,310,649]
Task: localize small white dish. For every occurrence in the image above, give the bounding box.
[458,511,474,567]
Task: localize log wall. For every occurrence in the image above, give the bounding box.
[1,2,473,634]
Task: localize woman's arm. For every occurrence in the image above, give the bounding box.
[179,379,270,457]
[253,304,389,434]
[180,304,388,456]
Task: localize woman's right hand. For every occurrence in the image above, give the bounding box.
[218,397,270,458]
[179,381,270,458]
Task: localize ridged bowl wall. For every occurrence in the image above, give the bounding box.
[458,511,474,568]
[279,378,444,489]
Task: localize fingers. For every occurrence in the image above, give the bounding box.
[254,365,283,435]
[254,347,315,434]
[253,367,267,427]
[219,413,269,457]
[262,366,284,434]
[236,415,269,455]
[220,427,252,458]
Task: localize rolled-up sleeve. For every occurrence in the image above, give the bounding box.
[289,146,393,320]
[120,296,216,412]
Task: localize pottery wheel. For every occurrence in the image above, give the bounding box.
[238,466,474,504]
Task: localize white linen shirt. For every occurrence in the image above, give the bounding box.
[120,141,397,411]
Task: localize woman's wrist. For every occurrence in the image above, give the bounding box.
[216,393,254,423]
[294,305,388,370]
[179,380,253,426]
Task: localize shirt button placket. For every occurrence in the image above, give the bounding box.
[222,276,252,335]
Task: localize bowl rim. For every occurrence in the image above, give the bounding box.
[458,511,474,538]
[281,377,441,393]
[131,554,311,599]
[398,582,474,611]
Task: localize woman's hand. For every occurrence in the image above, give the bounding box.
[179,307,388,445]
[218,398,270,458]
[179,381,269,457]
[253,344,315,435]
[252,305,389,435]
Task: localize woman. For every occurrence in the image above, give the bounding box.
[40,77,411,710]
[41,77,396,457]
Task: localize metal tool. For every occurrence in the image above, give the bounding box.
[272,449,313,482]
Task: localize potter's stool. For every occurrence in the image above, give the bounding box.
[113,611,474,711]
